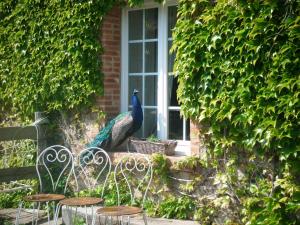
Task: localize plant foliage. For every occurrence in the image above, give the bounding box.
[0,0,122,119]
[174,0,299,158]
[0,0,165,120]
[173,0,300,224]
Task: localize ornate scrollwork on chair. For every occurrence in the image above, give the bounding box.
[93,153,153,225]
[15,145,75,225]
[54,147,111,225]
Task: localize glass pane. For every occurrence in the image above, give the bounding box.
[186,119,190,140]
[168,6,177,38]
[144,108,157,138]
[129,43,142,73]
[145,8,158,39]
[145,42,157,72]
[145,76,157,106]
[168,75,179,106]
[169,110,183,140]
[128,76,143,105]
[168,40,176,72]
[129,10,143,40]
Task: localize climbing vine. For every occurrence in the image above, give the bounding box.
[0,0,163,120]
[173,0,300,224]
[1,0,108,119]
[174,0,299,159]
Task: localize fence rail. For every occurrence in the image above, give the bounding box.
[0,112,48,186]
[0,126,38,141]
[0,166,37,183]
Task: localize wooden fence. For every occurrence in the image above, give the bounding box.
[0,112,48,184]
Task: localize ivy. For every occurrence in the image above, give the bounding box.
[173,0,300,224]
[0,0,111,118]
[0,0,164,119]
[174,0,300,157]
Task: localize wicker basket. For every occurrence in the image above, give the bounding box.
[128,138,177,156]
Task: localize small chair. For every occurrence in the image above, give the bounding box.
[54,147,111,225]
[93,153,153,225]
[15,145,75,225]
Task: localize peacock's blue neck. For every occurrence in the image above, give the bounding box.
[131,94,143,125]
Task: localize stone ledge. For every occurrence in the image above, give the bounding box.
[108,152,186,165]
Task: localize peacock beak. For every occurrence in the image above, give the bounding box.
[133,89,139,94]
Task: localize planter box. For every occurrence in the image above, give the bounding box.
[128,138,177,156]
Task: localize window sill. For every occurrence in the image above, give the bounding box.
[174,140,191,156]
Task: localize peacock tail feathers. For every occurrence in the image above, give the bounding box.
[87,112,130,148]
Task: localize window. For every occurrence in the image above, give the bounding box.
[121,0,190,154]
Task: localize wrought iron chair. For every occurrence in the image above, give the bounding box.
[15,145,75,225]
[54,147,111,225]
[93,153,153,225]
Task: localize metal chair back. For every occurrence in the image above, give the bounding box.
[114,153,153,207]
[36,145,75,194]
[77,147,111,197]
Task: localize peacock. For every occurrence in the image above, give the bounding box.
[81,89,143,163]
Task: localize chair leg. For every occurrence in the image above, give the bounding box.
[15,201,23,225]
[32,202,37,225]
[52,201,56,222]
[73,206,78,225]
[45,201,50,225]
[117,216,122,225]
[91,206,96,225]
[142,212,148,225]
[54,203,62,225]
[66,205,73,225]
[85,205,88,224]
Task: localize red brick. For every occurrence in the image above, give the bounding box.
[96,6,122,117]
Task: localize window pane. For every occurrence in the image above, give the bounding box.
[128,76,143,105]
[168,75,179,106]
[186,119,190,140]
[168,40,176,72]
[168,110,183,139]
[145,75,157,106]
[145,42,157,72]
[129,10,143,40]
[168,6,177,38]
[129,43,142,73]
[144,108,157,138]
[145,8,158,39]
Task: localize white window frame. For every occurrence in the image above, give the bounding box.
[121,0,190,155]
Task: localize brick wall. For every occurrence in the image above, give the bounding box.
[96,7,121,118]
[190,121,200,155]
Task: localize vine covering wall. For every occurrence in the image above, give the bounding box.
[0,0,162,120]
[173,0,299,224]
[0,0,119,119]
[174,0,299,160]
